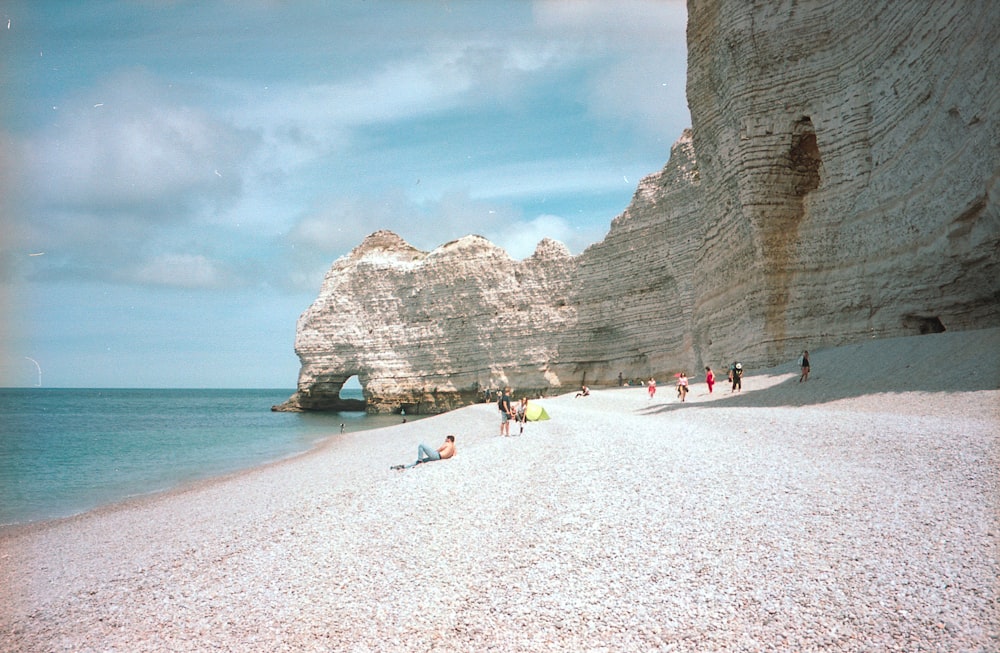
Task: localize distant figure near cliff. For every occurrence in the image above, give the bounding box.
[676,373,689,402]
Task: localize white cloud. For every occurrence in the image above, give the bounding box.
[534,0,690,140]
[133,253,231,289]
[409,155,644,205]
[277,188,606,294]
[4,2,687,296]
[225,37,572,180]
[489,213,604,260]
[22,69,254,216]
[533,0,686,37]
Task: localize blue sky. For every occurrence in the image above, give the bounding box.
[0,1,690,388]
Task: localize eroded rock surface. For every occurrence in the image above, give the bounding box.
[685,0,1000,365]
[279,1,999,413]
[282,231,577,413]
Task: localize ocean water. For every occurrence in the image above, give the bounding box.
[0,388,414,526]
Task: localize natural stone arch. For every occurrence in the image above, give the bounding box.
[274,370,366,412]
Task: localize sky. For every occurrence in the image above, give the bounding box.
[0,0,690,389]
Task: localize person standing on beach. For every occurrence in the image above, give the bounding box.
[705,367,715,393]
[799,350,811,382]
[731,362,743,392]
[677,372,689,401]
[515,396,528,435]
[498,386,513,436]
[647,377,657,399]
[392,435,456,470]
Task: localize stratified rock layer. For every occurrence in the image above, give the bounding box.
[284,231,577,413]
[279,1,999,413]
[685,0,1000,365]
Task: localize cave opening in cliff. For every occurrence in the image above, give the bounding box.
[761,116,824,350]
[790,117,821,195]
[341,375,363,400]
[902,314,946,335]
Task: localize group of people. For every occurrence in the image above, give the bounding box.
[647,349,810,401]
[497,386,529,436]
[394,351,812,470]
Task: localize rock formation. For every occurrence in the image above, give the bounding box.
[283,231,577,413]
[684,0,999,365]
[277,0,999,413]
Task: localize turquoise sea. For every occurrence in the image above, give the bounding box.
[0,388,413,527]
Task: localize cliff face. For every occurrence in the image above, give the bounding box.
[285,231,577,413]
[685,0,1000,365]
[279,0,999,413]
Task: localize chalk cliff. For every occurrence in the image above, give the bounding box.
[277,0,999,413]
[284,231,577,413]
[685,0,999,366]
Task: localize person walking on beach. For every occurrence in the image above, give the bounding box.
[391,435,456,470]
[731,362,743,392]
[677,372,689,402]
[647,377,657,399]
[799,350,811,382]
[498,386,513,436]
[705,367,715,394]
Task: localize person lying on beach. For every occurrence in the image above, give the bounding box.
[390,435,456,470]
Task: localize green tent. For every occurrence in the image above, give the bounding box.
[524,402,550,421]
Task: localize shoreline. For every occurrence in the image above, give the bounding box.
[0,390,426,530]
[0,405,439,538]
[2,328,998,651]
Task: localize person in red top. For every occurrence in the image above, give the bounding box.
[705,366,715,393]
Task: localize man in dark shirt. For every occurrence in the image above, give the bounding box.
[498,386,513,436]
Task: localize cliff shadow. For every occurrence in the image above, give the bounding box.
[639,328,1000,413]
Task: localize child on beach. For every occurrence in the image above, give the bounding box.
[516,397,528,434]
[705,367,715,393]
[647,377,657,399]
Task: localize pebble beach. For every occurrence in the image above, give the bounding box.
[2,329,998,652]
